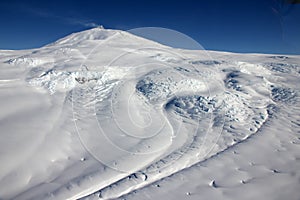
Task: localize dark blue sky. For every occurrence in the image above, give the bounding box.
[0,0,299,54]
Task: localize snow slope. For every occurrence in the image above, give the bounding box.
[0,27,299,200]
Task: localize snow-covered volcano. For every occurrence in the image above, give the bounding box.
[0,27,299,200]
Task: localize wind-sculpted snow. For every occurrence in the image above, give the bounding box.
[0,28,300,200]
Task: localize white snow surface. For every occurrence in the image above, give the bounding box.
[0,27,299,200]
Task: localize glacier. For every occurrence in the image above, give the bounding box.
[0,27,299,200]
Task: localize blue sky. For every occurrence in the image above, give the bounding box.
[0,0,299,54]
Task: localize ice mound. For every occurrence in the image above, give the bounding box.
[136,68,208,102]
[264,62,298,73]
[5,55,52,67]
[189,60,223,65]
[28,68,106,94]
[269,55,289,60]
[165,95,215,119]
[224,70,242,91]
[271,86,296,102]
